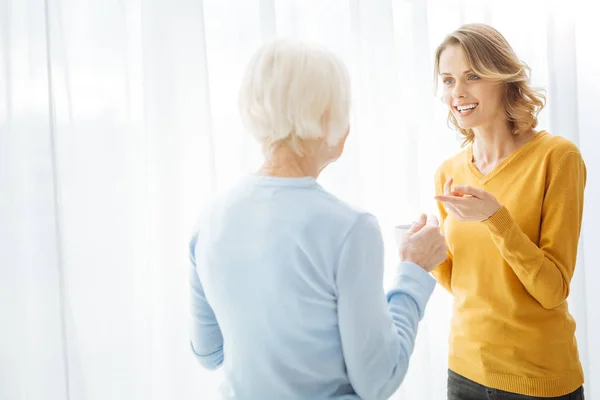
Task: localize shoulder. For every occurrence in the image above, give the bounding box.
[309,188,382,237]
[538,131,582,159]
[346,211,382,239]
[188,179,253,248]
[289,187,384,254]
[536,132,585,171]
[532,132,586,189]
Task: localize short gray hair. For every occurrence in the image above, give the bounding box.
[239,39,351,155]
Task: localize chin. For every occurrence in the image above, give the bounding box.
[457,122,475,130]
[454,115,481,130]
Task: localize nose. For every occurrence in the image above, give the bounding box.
[452,81,467,99]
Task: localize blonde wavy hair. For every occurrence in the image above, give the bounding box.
[434,23,546,145]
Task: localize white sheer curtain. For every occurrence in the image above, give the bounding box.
[1,0,599,399]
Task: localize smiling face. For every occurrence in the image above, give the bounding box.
[438,45,507,132]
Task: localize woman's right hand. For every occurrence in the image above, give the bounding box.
[398,214,448,272]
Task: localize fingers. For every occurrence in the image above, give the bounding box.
[443,178,454,195]
[426,214,439,227]
[434,195,470,205]
[453,185,485,199]
[407,213,427,234]
[440,178,465,198]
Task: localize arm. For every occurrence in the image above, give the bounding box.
[336,214,436,400]
[431,173,453,293]
[431,251,453,293]
[189,236,224,370]
[482,152,586,309]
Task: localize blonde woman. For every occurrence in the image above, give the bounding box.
[432,24,586,399]
[189,40,448,399]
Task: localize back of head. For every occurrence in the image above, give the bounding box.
[239,40,351,155]
[434,23,546,144]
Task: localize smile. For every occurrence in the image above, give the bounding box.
[454,103,478,115]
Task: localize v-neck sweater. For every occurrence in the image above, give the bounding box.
[433,131,587,397]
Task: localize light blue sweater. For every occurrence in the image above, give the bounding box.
[189,175,436,400]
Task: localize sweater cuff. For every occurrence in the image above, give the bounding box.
[482,205,514,235]
[386,262,436,315]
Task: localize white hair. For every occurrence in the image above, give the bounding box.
[239,39,351,155]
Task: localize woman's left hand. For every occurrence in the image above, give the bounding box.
[434,179,502,222]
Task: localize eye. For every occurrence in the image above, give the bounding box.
[443,77,454,85]
[468,74,480,81]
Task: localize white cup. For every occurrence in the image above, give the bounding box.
[394,224,413,245]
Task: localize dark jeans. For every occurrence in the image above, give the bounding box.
[448,370,584,400]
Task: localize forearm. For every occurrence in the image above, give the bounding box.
[342,262,435,399]
[336,214,436,400]
[385,262,437,363]
[189,263,225,369]
[483,206,575,309]
[190,332,224,370]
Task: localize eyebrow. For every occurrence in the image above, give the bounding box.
[440,70,473,76]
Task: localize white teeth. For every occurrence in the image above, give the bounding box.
[457,104,477,111]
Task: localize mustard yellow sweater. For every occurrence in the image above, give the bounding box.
[433,131,586,397]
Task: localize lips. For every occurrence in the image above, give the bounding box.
[455,103,478,112]
[453,103,478,117]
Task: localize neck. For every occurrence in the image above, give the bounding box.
[471,121,532,164]
[258,145,322,178]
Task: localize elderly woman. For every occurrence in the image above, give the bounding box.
[189,40,447,400]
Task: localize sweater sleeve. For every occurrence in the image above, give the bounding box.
[482,151,586,309]
[431,170,453,293]
[336,214,436,400]
[189,235,224,370]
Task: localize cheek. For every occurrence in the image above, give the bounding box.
[485,90,503,107]
[477,84,504,109]
[441,91,453,107]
